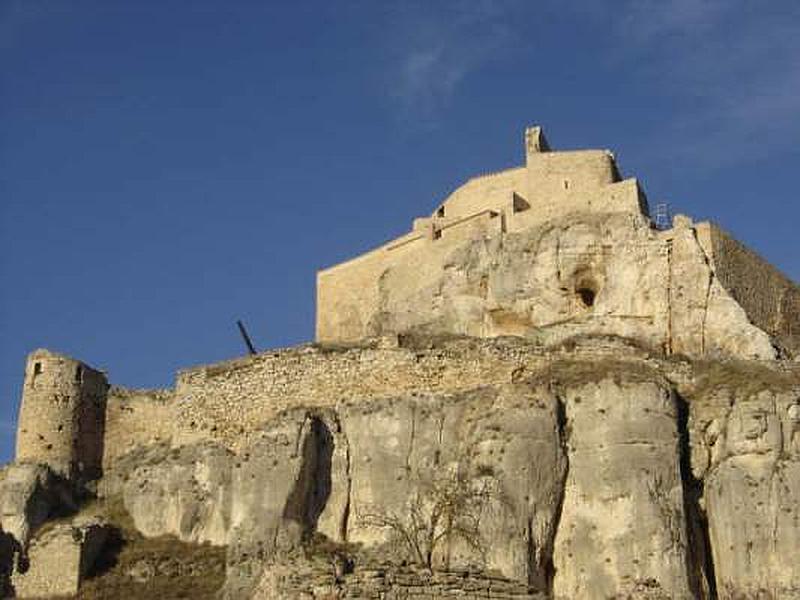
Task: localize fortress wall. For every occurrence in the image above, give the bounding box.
[439,209,503,241]
[172,339,566,452]
[102,388,176,470]
[505,178,646,234]
[316,231,426,343]
[436,168,525,219]
[594,178,648,215]
[696,223,800,356]
[317,208,508,342]
[525,150,617,207]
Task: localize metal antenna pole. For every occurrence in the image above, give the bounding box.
[237,320,257,355]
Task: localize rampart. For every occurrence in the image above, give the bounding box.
[102,387,175,470]
[171,337,654,452]
[696,222,800,357]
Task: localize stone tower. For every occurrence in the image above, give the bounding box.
[15,349,108,480]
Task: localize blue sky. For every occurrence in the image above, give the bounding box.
[1,0,799,463]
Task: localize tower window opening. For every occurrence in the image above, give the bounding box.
[437,206,445,218]
[433,228,442,240]
[32,362,43,380]
[75,365,83,383]
[563,179,570,190]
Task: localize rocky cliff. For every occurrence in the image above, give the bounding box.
[3,337,797,599]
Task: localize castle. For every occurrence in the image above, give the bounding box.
[6,127,800,599]
[317,126,798,353]
[14,126,800,481]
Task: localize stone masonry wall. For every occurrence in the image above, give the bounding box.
[435,167,526,220]
[697,222,800,357]
[15,350,108,479]
[254,560,545,599]
[11,521,108,598]
[102,387,176,471]
[172,337,649,452]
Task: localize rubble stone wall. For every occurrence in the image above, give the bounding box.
[697,222,800,356]
[173,339,554,451]
[102,388,176,471]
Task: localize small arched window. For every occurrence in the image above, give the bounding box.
[32,362,43,382]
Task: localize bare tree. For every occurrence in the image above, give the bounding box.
[357,470,495,570]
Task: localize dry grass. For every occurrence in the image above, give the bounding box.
[71,498,226,599]
[526,357,668,389]
[687,359,799,400]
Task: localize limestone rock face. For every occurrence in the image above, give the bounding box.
[690,388,800,599]
[178,369,797,599]
[121,442,233,545]
[338,386,567,586]
[8,343,799,599]
[364,214,776,360]
[226,409,336,597]
[0,463,74,548]
[223,386,568,597]
[552,380,694,599]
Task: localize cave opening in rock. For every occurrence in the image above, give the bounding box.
[576,287,596,308]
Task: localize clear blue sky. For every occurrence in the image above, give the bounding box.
[2,1,799,463]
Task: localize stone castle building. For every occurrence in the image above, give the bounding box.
[5,126,800,599]
[317,126,798,356]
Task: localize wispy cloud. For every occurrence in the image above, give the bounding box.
[379,0,800,164]
[610,0,800,167]
[384,1,524,122]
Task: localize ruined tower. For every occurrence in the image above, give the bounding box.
[15,349,108,480]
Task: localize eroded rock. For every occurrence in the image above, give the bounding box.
[692,388,800,598]
[552,379,694,599]
[0,463,74,549]
[122,442,233,545]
